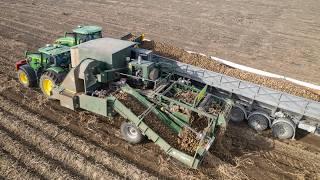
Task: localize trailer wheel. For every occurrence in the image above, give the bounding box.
[121,122,144,144]
[248,112,269,131]
[271,118,295,139]
[230,105,246,122]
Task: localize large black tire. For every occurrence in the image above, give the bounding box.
[17,65,37,87]
[230,105,246,123]
[271,120,295,139]
[120,122,144,144]
[248,113,269,131]
[39,71,65,97]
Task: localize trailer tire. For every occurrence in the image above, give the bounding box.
[230,105,246,123]
[121,122,144,144]
[248,112,269,131]
[271,118,295,139]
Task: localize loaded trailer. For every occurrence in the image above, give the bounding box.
[50,38,233,168]
[147,53,320,139]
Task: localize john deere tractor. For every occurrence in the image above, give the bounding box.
[55,25,102,47]
[15,44,71,96]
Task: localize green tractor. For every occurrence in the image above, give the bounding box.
[55,25,102,47]
[15,44,71,96]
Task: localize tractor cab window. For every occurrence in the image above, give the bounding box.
[77,32,102,44]
[41,54,50,64]
[92,31,102,39]
[52,52,71,67]
[77,34,90,44]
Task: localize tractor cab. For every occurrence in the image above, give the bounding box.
[55,25,102,47]
[24,44,71,71]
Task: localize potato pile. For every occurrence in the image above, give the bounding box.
[174,91,197,104]
[178,128,199,153]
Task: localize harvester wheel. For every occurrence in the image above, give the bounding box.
[120,122,144,144]
[39,71,65,97]
[17,65,37,87]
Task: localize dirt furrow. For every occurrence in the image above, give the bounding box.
[0,110,120,180]
[0,128,77,179]
[0,0,127,38]
[0,96,156,180]
[0,148,41,180]
[0,18,51,42]
[223,124,320,176]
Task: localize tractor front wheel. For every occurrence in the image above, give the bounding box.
[39,71,65,97]
[17,65,37,87]
[120,122,144,144]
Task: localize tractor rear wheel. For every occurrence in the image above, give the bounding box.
[17,65,37,87]
[39,71,65,97]
[120,122,144,144]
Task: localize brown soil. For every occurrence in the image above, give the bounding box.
[0,149,41,180]
[140,40,320,101]
[0,1,320,179]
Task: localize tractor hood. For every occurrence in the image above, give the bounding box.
[55,36,76,47]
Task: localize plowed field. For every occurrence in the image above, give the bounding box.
[0,0,320,179]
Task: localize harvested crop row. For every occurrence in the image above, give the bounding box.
[0,96,155,180]
[0,129,76,179]
[140,41,320,101]
[0,111,119,180]
[0,148,41,180]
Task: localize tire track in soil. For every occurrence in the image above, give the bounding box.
[0,25,45,50]
[223,124,320,176]
[0,128,77,179]
[0,110,120,180]
[0,96,156,180]
[0,148,42,180]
